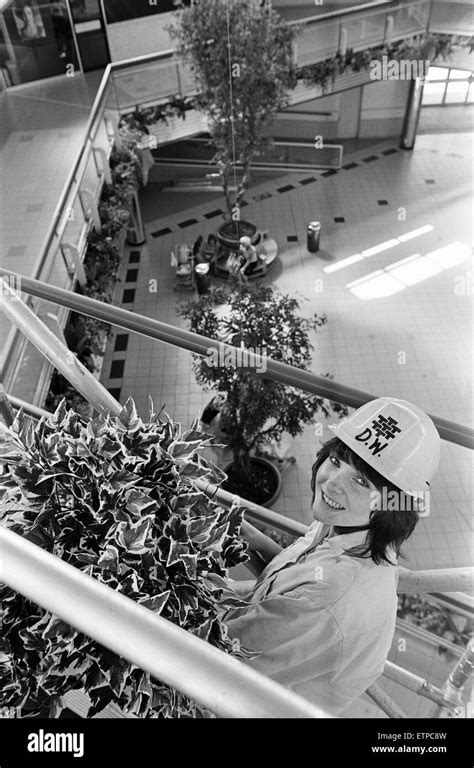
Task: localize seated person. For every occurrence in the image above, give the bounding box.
[239,236,260,278]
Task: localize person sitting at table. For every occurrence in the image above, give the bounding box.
[192,235,204,259]
[239,236,260,279]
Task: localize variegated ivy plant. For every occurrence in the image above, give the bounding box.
[0,398,252,718]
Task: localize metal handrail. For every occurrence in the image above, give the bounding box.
[0,526,326,719]
[0,283,471,719]
[1,269,472,450]
[1,278,473,598]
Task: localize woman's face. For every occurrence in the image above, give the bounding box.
[312,453,381,527]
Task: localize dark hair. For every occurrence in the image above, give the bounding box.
[311,437,419,565]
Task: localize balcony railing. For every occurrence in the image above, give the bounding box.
[0,274,472,719]
[2,0,452,406]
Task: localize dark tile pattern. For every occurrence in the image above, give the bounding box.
[363,155,378,163]
[425,179,436,184]
[107,388,122,400]
[299,177,316,185]
[334,217,345,223]
[114,334,129,352]
[204,209,223,219]
[129,251,141,263]
[277,184,294,193]
[343,162,358,170]
[122,288,135,303]
[287,235,298,242]
[377,200,389,206]
[110,360,125,379]
[151,227,172,238]
[178,218,199,229]
[382,148,398,156]
[321,169,338,177]
[126,269,138,283]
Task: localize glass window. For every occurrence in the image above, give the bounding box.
[426,66,448,81]
[449,68,472,80]
[422,81,446,105]
[444,81,469,104]
[1,1,79,86]
[103,0,191,24]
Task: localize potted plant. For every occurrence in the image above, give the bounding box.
[0,398,253,718]
[169,0,298,248]
[178,284,348,506]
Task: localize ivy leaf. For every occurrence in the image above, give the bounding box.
[97,545,120,573]
[137,591,170,614]
[118,398,141,430]
[124,489,157,517]
[115,519,153,554]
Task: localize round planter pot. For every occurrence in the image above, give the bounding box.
[223,456,282,508]
[216,220,258,251]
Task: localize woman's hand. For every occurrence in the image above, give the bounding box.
[240,519,283,563]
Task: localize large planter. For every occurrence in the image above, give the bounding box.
[216,220,258,252]
[223,456,282,508]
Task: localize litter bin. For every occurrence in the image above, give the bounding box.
[195,262,210,295]
[307,221,321,253]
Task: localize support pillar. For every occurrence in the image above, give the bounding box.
[400,77,425,150]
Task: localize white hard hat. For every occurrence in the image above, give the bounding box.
[328,397,441,499]
[239,236,251,246]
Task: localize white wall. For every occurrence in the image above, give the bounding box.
[359,80,411,138]
[105,12,176,62]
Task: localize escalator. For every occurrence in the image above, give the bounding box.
[151,134,343,192]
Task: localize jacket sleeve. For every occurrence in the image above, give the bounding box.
[225,587,344,692]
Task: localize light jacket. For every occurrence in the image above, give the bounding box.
[224,521,398,715]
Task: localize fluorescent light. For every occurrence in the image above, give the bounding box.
[398,225,434,242]
[347,269,384,288]
[361,239,399,258]
[425,242,471,268]
[348,273,405,299]
[388,256,443,286]
[324,254,363,273]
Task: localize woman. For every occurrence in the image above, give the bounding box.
[238,236,259,279]
[224,397,441,716]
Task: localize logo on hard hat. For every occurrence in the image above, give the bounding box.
[355,414,402,458]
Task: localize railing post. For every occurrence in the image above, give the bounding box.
[0,384,15,427]
[0,279,120,416]
[61,242,87,287]
[430,638,474,718]
[79,189,101,231]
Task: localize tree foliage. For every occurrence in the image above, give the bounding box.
[169,0,297,218]
[178,284,348,487]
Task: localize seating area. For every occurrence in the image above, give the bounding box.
[172,229,278,290]
[214,231,278,279]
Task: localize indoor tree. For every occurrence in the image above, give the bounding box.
[168,0,298,228]
[178,284,348,503]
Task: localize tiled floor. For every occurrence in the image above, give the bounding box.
[101,131,473,572]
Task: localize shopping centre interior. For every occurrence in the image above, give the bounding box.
[0,0,473,720]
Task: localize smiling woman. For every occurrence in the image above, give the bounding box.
[224,397,441,715]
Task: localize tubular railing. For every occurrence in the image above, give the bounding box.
[1,270,472,450]
[4,0,462,403]
[0,278,471,718]
[1,273,473,598]
[0,525,325,719]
